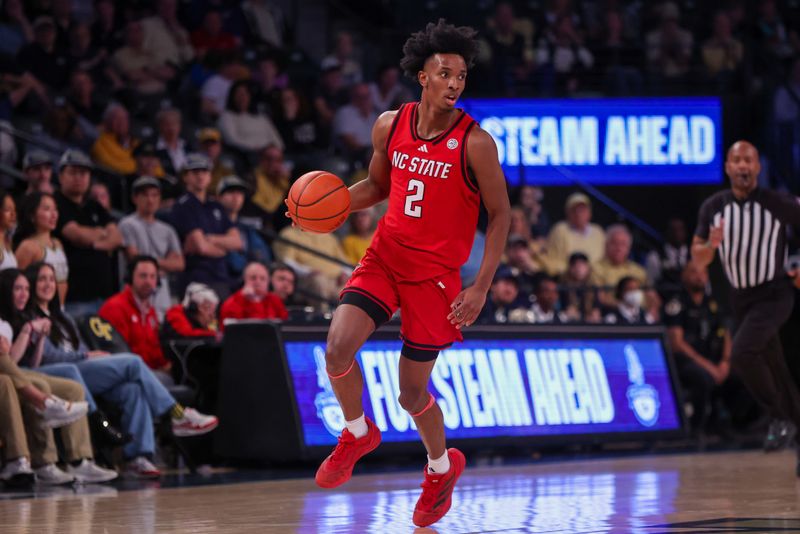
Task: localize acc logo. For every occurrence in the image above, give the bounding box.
[312,345,345,437]
[446,138,458,150]
[88,317,113,341]
[624,344,660,427]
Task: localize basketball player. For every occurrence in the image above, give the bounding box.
[692,140,800,474]
[301,20,510,527]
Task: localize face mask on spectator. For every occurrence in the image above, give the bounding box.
[623,289,644,308]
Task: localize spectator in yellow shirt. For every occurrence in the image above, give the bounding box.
[591,224,647,306]
[341,208,375,265]
[91,103,138,174]
[544,192,605,274]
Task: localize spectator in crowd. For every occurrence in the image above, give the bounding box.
[0,0,33,59]
[99,255,171,379]
[54,149,122,316]
[170,154,242,298]
[603,276,654,324]
[241,0,286,48]
[112,19,175,97]
[313,57,349,131]
[0,190,16,271]
[274,222,351,303]
[67,23,112,86]
[545,192,605,274]
[482,2,536,96]
[531,275,569,324]
[333,83,378,168]
[0,351,116,485]
[51,0,72,48]
[131,141,183,206]
[702,10,744,90]
[89,182,124,221]
[323,31,363,87]
[591,224,647,297]
[275,87,324,156]
[756,0,799,62]
[559,252,601,323]
[118,176,185,318]
[67,69,105,130]
[216,175,272,278]
[509,206,548,266]
[592,8,645,95]
[341,208,375,265]
[646,217,689,291]
[219,261,287,329]
[219,80,284,154]
[369,64,411,112]
[163,282,220,338]
[251,144,290,229]
[35,102,95,153]
[269,261,296,307]
[664,261,744,433]
[536,14,594,95]
[20,262,218,478]
[774,56,800,124]
[645,2,693,90]
[91,103,138,175]
[477,267,529,324]
[155,108,189,177]
[517,185,550,239]
[141,0,195,69]
[191,9,239,58]
[197,127,234,194]
[21,150,54,195]
[200,54,247,119]
[91,0,123,54]
[504,234,542,298]
[14,192,68,304]
[16,16,70,91]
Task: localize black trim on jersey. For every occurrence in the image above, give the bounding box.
[409,102,418,141]
[384,103,406,153]
[409,102,466,144]
[401,344,441,362]
[460,120,479,194]
[341,290,391,327]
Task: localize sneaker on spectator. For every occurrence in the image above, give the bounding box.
[36,395,89,428]
[172,408,218,437]
[34,464,76,485]
[126,457,161,479]
[67,459,118,484]
[0,457,35,487]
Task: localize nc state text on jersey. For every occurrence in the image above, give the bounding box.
[391,151,453,179]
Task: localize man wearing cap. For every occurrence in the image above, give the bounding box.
[216,175,272,279]
[118,176,185,318]
[544,192,606,275]
[196,127,234,194]
[313,56,349,128]
[476,267,529,324]
[16,16,69,90]
[54,149,123,316]
[22,150,55,195]
[504,233,543,298]
[169,154,242,299]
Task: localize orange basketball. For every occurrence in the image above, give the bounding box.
[286,170,351,233]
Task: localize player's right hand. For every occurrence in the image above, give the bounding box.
[708,218,724,248]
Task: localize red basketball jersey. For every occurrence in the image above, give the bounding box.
[370,102,480,282]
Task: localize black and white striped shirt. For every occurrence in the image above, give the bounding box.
[695,188,800,289]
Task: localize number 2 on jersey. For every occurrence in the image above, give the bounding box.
[404,179,424,218]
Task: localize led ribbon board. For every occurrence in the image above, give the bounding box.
[285,337,681,447]
[459,97,722,186]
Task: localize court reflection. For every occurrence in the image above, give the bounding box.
[301,464,680,533]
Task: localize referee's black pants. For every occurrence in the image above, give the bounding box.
[731,277,800,429]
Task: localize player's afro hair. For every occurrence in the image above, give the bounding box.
[400,19,479,79]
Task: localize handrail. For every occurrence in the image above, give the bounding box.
[259,227,355,269]
[0,161,27,184]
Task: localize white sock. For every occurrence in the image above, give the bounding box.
[345,413,368,439]
[427,451,450,474]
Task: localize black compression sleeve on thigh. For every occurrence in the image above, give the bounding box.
[341,290,391,328]
[401,344,440,362]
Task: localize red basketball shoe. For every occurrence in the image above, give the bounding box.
[412,448,466,527]
[315,418,381,488]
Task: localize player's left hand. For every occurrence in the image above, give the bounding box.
[448,286,486,329]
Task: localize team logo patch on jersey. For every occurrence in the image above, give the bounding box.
[447,138,458,150]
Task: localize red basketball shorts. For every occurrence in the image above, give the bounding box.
[339,249,463,362]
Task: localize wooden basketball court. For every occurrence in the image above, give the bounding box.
[1,450,799,533]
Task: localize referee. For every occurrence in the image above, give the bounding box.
[693,140,800,471]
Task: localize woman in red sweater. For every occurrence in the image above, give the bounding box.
[219,262,287,331]
[163,283,220,339]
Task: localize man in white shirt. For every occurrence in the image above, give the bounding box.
[140,0,194,67]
